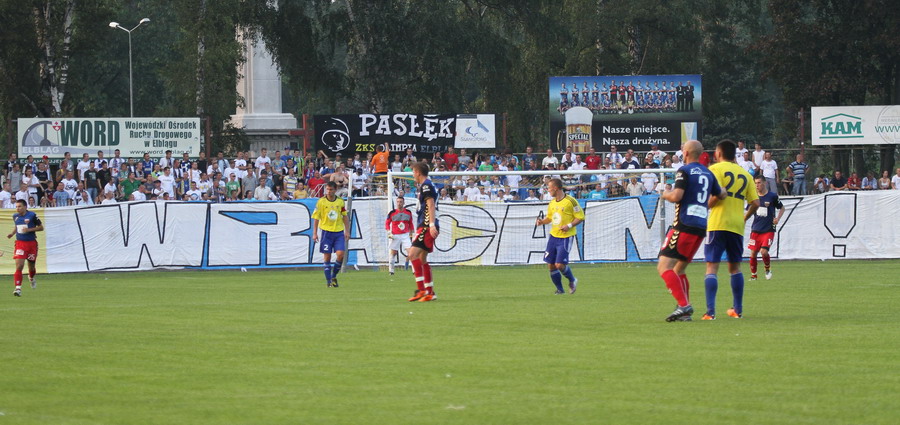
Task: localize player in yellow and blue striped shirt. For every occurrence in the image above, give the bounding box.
[535,178,585,294]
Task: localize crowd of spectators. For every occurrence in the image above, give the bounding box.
[2,141,897,208]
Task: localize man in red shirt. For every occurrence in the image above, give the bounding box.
[307,171,326,197]
[442,147,459,169]
[585,148,602,170]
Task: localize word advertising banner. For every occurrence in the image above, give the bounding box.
[18,117,202,160]
[1,191,896,275]
[811,105,900,145]
[548,75,702,153]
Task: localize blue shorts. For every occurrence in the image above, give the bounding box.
[319,230,346,254]
[544,236,574,265]
[704,231,743,263]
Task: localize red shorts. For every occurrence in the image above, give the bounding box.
[748,231,775,251]
[14,240,38,262]
[411,226,436,253]
[659,228,704,262]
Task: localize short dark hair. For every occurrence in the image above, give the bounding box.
[716,139,737,161]
[16,199,26,207]
[411,162,429,176]
[549,178,564,190]
[325,181,337,189]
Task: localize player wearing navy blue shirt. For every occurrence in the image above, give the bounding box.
[746,175,785,281]
[8,199,44,296]
[407,163,440,302]
[657,140,725,322]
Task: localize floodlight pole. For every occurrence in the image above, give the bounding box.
[109,18,150,117]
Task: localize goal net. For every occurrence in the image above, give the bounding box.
[383,167,677,266]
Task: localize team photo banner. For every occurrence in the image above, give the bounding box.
[17,117,202,160]
[811,105,900,145]
[314,114,496,158]
[548,75,702,153]
[1,191,896,275]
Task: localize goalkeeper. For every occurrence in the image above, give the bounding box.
[535,178,584,294]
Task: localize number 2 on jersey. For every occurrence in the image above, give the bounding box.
[723,171,747,200]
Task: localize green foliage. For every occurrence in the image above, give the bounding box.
[2,261,899,424]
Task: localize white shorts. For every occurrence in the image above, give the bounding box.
[389,233,412,252]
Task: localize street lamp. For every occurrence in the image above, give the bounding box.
[109,18,150,117]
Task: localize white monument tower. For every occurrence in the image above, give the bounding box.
[230,32,297,147]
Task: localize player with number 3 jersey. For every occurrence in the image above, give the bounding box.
[657,140,725,322]
[703,140,760,320]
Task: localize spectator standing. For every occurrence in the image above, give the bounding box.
[254,177,274,200]
[443,147,459,169]
[620,151,641,170]
[626,177,644,197]
[307,172,326,197]
[585,148,602,170]
[8,163,22,193]
[293,182,309,199]
[735,141,749,164]
[893,168,900,190]
[255,148,271,170]
[159,150,174,169]
[351,168,368,197]
[122,173,141,200]
[457,148,472,169]
[100,192,117,204]
[752,143,765,169]
[649,144,666,164]
[641,167,659,194]
[759,152,779,193]
[76,154,91,181]
[541,149,559,169]
[158,167,176,198]
[0,182,12,208]
[788,154,809,195]
[606,145,624,165]
[225,173,241,198]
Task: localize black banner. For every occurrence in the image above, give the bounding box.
[314,114,458,158]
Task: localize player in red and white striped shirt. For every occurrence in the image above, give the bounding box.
[385,197,414,275]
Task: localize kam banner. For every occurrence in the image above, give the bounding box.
[17,117,202,160]
[811,105,900,145]
[1,191,897,275]
[314,114,497,159]
[548,75,703,153]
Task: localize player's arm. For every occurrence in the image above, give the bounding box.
[7,224,15,239]
[773,199,785,225]
[744,199,760,222]
[426,197,438,238]
[342,208,350,239]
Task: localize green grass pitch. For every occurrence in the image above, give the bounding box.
[1,260,898,424]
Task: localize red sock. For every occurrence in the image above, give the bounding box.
[662,270,688,307]
[422,264,433,294]
[679,274,690,303]
[411,259,425,291]
[762,253,771,269]
[28,270,35,279]
[749,255,758,274]
[14,270,22,287]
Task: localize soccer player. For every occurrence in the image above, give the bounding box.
[407,162,439,302]
[8,199,43,296]
[746,175,784,280]
[312,181,350,288]
[535,178,584,295]
[385,197,414,275]
[657,140,724,321]
[703,140,760,320]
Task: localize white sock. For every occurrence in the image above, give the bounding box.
[389,254,395,273]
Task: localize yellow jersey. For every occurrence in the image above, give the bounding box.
[708,161,759,235]
[312,196,348,232]
[547,195,585,238]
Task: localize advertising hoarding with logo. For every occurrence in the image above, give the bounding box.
[811,105,900,145]
[17,117,202,160]
[314,114,496,158]
[548,75,702,153]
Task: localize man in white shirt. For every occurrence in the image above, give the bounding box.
[94,150,108,170]
[463,179,481,201]
[60,170,78,200]
[475,186,490,201]
[649,144,666,164]
[569,155,586,171]
[255,148,271,170]
[110,149,125,171]
[735,141,749,164]
[254,177,273,200]
[185,181,204,201]
[157,167,177,198]
[103,180,118,199]
[606,145,624,165]
[130,186,147,201]
[541,150,559,169]
[752,143,766,168]
[0,182,12,208]
[100,192,117,204]
[892,168,900,190]
[197,173,212,194]
[159,150,174,169]
[760,152,779,193]
[76,153,91,181]
[740,151,755,176]
[640,169,659,194]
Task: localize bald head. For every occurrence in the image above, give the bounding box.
[682,140,703,162]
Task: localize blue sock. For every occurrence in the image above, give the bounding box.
[550,270,563,291]
[332,261,343,277]
[731,272,744,314]
[704,274,718,316]
[561,266,576,282]
[324,263,332,283]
